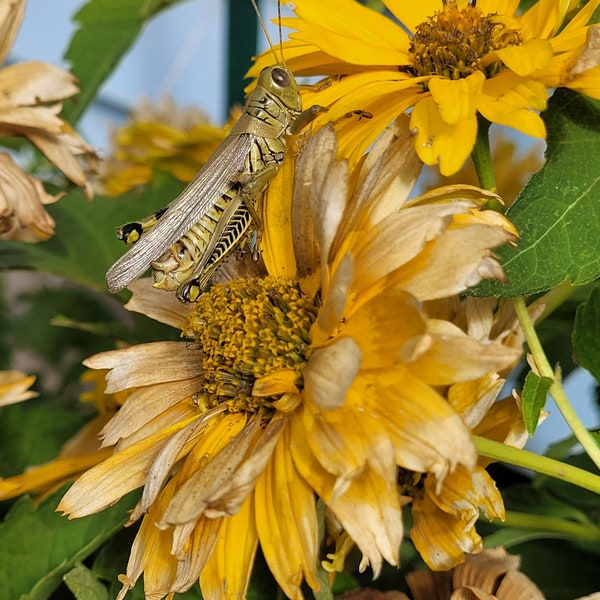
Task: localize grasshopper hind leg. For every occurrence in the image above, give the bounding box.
[116,207,169,245]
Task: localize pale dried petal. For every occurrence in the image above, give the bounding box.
[125,278,190,329]
[83,342,202,393]
[161,417,262,525]
[0,62,79,106]
[569,25,600,75]
[0,152,57,241]
[101,377,203,446]
[292,124,338,277]
[0,0,25,65]
[303,336,362,410]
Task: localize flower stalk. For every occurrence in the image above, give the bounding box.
[513,297,600,471]
[497,510,600,542]
[473,436,600,495]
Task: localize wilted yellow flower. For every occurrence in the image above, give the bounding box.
[250,0,600,174]
[100,97,238,196]
[0,370,125,500]
[59,121,522,599]
[0,0,97,242]
[0,152,59,241]
[0,369,37,406]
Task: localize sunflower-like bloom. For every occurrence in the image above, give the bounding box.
[59,121,522,599]
[0,0,97,241]
[100,98,238,197]
[250,0,600,174]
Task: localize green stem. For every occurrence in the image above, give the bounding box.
[474,436,600,494]
[498,510,600,541]
[535,280,576,324]
[513,297,600,471]
[471,115,503,212]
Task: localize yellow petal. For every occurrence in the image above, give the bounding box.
[58,413,201,517]
[382,0,440,35]
[355,373,477,481]
[0,369,37,406]
[285,0,410,64]
[428,73,484,125]
[262,155,297,278]
[199,495,257,600]
[323,466,403,577]
[495,39,554,76]
[255,426,320,597]
[253,369,301,397]
[409,319,522,386]
[410,95,478,176]
[478,72,547,138]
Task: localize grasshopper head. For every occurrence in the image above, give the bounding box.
[258,65,302,113]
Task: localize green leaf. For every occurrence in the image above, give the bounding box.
[573,286,600,381]
[63,0,186,124]
[474,89,600,298]
[521,371,552,436]
[0,402,89,477]
[0,487,138,600]
[0,173,186,293]
[64,563,109,600]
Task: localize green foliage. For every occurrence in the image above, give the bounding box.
[63,0,187,123]
[521,371,553,436]
[574,286,600,381]
[474,89,600,298]
[0,488,138,600]
[0,173,186,293]
[64,564,110,600]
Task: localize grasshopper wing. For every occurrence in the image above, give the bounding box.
[106,132,254,293]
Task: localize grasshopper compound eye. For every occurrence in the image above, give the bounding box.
[271,67,291,88]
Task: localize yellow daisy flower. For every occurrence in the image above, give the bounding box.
[249,0,600,174]
[59,121,521,599]
[100,98,239,197]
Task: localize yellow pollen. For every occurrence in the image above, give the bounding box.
[184,276,318,412]
[409,1,521,80]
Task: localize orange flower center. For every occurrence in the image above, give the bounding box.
[183,276,317,412]
[409,0,521,80]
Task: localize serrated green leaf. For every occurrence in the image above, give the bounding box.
[573,286,600,381]
[474,89,600,298]
[63,0,186,124]
[522,371,552,436]
[0,487,138,600]
[0,173,185,293]
[64,563,109,600]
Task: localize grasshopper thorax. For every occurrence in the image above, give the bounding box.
[256,64,302,114]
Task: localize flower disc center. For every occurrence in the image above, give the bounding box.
[184,276,317,411]
[409,1,521,80]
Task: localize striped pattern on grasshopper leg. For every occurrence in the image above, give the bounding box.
[106,64,325,299]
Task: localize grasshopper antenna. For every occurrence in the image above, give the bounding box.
[250,0,283,65]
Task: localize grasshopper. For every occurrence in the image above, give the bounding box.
[106,0,325,297]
